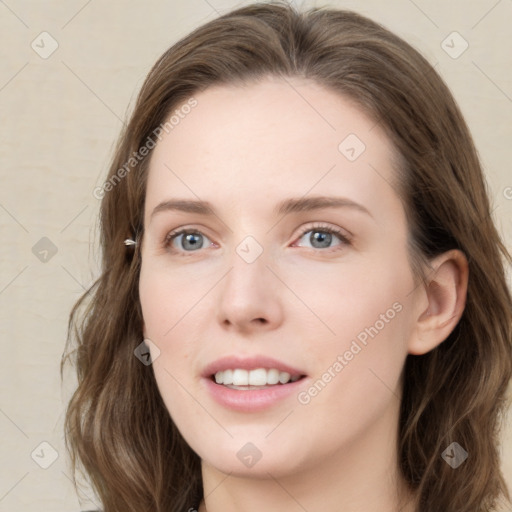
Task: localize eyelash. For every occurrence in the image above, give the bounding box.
[162,223,351,256]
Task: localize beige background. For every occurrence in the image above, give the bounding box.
[0,0,511,510]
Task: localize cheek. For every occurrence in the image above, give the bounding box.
[288,250,412,348]
[139,268,204,436]
[139,262,217,383]
[139,261,212,339]
[295,278,410,451]
[293,249,413,408]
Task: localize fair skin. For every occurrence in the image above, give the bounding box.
[139,76,468,512]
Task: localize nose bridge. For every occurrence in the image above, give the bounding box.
[216,233,283,330]
[234,233,266,267]
[223,235,271,299]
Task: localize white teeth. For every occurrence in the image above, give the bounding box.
[232,369,249,386]
[213,368,301,386]
[267,368,279,385]
[223,369,233,385]
[278,371,291,384]
[248,368,267,386]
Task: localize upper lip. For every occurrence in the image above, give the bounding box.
[202,355,306,378]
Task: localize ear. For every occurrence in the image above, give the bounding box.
[408,249,469,355]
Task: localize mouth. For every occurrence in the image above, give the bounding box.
[201,355,308,410]
[210,368,307,390]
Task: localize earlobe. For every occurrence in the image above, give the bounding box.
[408,249,469,355]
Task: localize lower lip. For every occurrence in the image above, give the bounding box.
[202,376,307,412]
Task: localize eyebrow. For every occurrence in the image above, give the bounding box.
[150,195,372,220]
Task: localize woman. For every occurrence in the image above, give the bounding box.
[61,2,512,511]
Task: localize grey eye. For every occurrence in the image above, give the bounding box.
[174,232,210,251]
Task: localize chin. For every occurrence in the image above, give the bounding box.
[196,438,308,479]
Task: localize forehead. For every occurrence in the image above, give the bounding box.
[144,76,401,221]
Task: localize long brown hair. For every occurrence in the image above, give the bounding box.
[61,2,512,511]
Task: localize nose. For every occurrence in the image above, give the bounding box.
[216,245,284,333]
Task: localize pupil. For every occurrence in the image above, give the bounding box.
[184,233,202,250]
[311,231,331,248]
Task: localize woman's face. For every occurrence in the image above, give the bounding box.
[139,76,422,478]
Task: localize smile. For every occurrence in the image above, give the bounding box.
[213,368,303,388]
